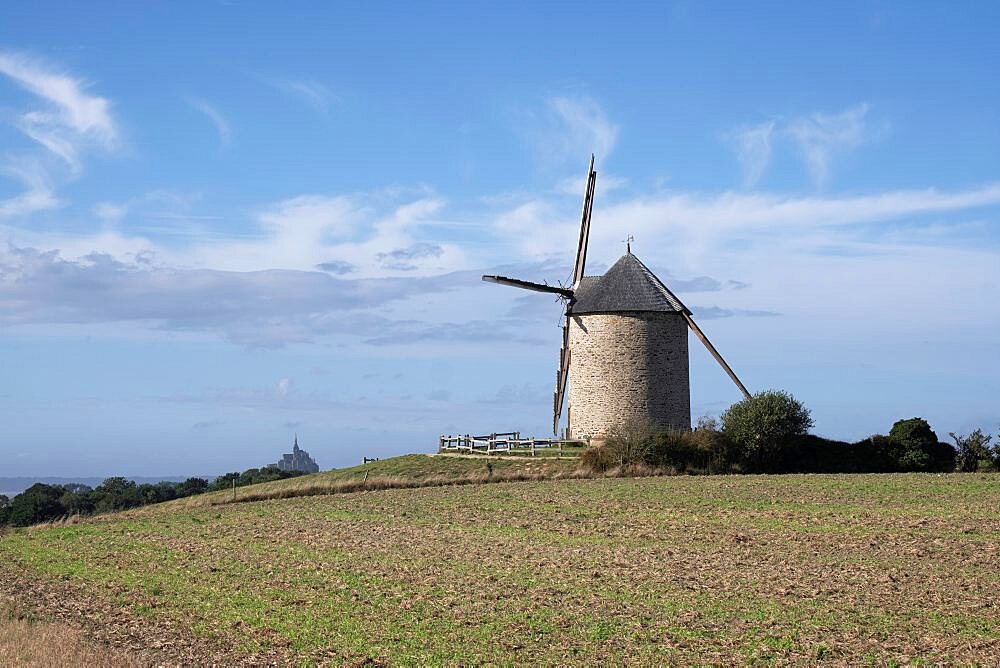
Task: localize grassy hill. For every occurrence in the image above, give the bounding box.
[2,464,999,664]
[175,453,582,508]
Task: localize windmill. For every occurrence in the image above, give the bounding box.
[483,156,751,438]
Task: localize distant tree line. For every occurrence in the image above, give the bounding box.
[0,465,308,528]
[583,390,1000,475]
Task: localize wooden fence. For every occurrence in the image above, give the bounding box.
[438,432,586,455]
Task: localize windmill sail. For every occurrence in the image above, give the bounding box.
[571,155,597,290]
[481,275,574,299]
[481,155,603,436]
[552,320,571,434]
[681,313,752,399]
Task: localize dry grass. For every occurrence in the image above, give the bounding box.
[173,453,599,509]
[0,604,135,667]
[177,462,669,509]
[26,514,82,532]
[210,470,577,505]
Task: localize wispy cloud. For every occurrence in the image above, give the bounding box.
[0,160,59,218]
[188,98,231,147]
[549,96,618,160]
[556,172,628,197]
[726,105,876,187]
[727,120,776,188]
[520,95,619,167]
[191,418,224,429]
[691,305,780,319]
[489,179,1000,293]
[0,51,119,172]
[93,201,127,224]
[787,104,870,186]
[266,78,338,113]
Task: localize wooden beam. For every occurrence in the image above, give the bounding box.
[682,313,752,400]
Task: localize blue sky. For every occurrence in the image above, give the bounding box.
[2,2,998,477]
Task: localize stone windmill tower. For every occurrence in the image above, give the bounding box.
[483,156,751,439]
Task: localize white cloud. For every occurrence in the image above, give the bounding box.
[93,201,127,224]
[727,120,776,188]
[520,96,619,167]
[0,241,519,348]
[149,191,465,280]
[0,160,60,218]
[786,104,870,186]
[188,98,231,147]
[726,105,878,187]
[267,78,338,112]
[276,378,292,396]
[0,51,119,172]
[549,96,618,160]
[556,172,628,197]
[489,180,1000,289]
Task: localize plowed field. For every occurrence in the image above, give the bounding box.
[2,473,999,664]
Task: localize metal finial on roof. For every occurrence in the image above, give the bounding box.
[624,235,635,253]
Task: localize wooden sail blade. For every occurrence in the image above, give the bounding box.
[482,274,574,299]
[682,313,752,400]
[552,320,571,434]
[570,155,597,290]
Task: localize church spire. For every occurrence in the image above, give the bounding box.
[293,433,299,452]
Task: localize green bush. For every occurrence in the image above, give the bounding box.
[950,429,993,472]
[646,430,697,471]
[886,418,954,472]
[647,427,736,473]
[775,434,864,473]
[601,419,657,469]
[721,390,814,472]
[93,477,142,513]
[579,418,737,475]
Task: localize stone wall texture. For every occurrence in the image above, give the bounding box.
[567,311,690,439]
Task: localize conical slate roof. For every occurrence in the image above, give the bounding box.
[569,252,691,316]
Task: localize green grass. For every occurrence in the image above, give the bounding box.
[2,471,999,664]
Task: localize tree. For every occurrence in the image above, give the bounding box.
[62,483,92,494]
[6,484,66,527]
[177,477,209,497]
[0,495,10,526]
[950,429,993,472]
[93,477,142,513]
[721,390,813,471]
[59,488,96,516]
[888,418,954,472]
[208,472,241,492]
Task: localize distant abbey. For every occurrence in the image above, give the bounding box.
[276,436,319,473]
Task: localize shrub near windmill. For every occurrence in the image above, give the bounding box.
[483,156,751,441]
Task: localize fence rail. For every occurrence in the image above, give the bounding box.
[438,432,586,455]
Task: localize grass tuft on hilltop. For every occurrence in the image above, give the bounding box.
[169,453,584,508]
